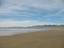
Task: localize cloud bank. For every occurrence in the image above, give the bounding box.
[0,0,64,27]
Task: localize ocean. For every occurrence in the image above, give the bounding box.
[0,28,47,36]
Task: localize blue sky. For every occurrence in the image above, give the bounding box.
[0,0,64,27]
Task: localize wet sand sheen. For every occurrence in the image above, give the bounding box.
[0,30,64,48]
[0,29,47,36]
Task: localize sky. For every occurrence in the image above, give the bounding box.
[0,0,64,27]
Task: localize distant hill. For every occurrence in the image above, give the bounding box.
[0,25,64,29]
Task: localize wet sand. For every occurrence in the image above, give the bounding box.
[0,29,64,48]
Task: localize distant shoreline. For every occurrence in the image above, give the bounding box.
[0,26,64,36]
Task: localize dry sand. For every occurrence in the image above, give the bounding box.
[0,30,64,48]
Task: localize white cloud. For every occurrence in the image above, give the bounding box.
[0,18,64,27]
[0,19,57,27]
[0,0,64,27]
[0,0,64,15]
